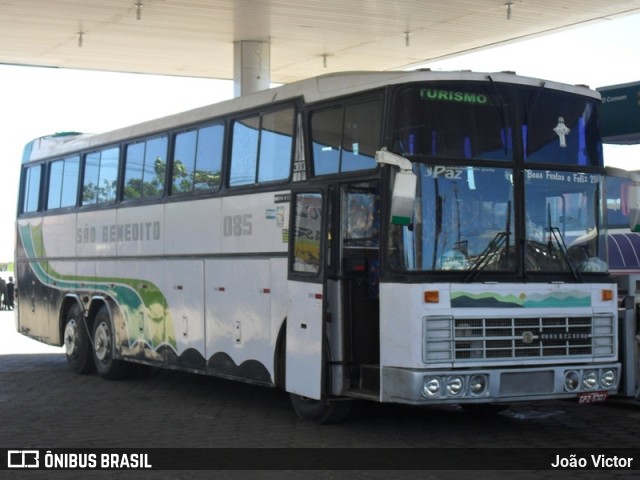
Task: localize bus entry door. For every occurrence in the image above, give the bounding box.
[286,191,326,399]
[339,184,381,394]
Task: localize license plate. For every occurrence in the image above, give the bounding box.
[578,391,609,404]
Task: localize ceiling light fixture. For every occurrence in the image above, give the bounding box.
[405,32,411,47]
[505,2,513,20]
[77,31,84,48]
[136,2,144,21]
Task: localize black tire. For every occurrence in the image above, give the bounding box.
[290,394,353,424]
[92,305,130,380]
[63,303,95,374]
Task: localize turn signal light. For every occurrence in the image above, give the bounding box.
[424,290,440,303]
[601,289,613,302]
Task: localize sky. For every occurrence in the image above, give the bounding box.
[2,12,640,262]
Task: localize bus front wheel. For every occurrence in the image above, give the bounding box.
[92,305,130,380]
[63,304,95,374]
[289,394,353,424]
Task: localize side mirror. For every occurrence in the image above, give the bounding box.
[375,148,416,225]
[390,170,417,225]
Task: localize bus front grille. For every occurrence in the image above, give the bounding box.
[424,315,615,362]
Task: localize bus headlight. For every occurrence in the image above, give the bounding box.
[582,370,598,390]
[564,371,580,392]
[423,377,441,397]
[600,369,616,388]
[469,374,488,395]
[446,376,464,396]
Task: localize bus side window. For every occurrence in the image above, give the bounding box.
[21,164,43,213]
[81,146,119,206]
[258,108,294,183]
[47,155,80,210]
[291,192,323,274]
[230,116,260,186]
[311,108,342,175]
[124,136,167,201]
[172,124,223,195]
[343,190,380,248]
[310,98,382,176]
[230,107,295,187]
[341,102,381,172]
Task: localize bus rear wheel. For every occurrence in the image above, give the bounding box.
[63,304,95,374]
[289,394,353,424]
[92,305,130,380]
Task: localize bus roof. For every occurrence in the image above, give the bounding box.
[21,70,601,163]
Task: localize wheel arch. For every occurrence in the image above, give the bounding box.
[274,317,287,389]
[58,294,119,346]
[87,296,125,356]
[58,295,85,346]
[90,296,131,379]
[273,317,337,397]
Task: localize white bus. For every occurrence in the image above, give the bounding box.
[16,71,622,423]
[604,166,640,400]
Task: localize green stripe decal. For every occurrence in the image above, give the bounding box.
[451,290,591,308]
[19,223,176,351]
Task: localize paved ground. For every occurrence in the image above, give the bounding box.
[1,309,639,479]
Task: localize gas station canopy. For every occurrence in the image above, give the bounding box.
[2,1,640,85]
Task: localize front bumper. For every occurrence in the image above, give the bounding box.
[381,363,621,405]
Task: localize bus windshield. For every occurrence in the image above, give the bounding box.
[389,164,515,271]
[388,82,607,275]
[524,169,606,274]
[392,82,601,166]
[389,165,606,274]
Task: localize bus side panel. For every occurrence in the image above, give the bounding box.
[15,260,55,344]
[76,260,96,302]
[220,192,289,255]
[77,210,117,259]
[100,258,167,363]
[41,212,78,345]
[46,258,76,342]
[285,280,324,399]
[165,198,222,256]
[43,211,77,259]
[163,259,206,369]
[269,257,288,356]
[15,217,57,344]
[116,204,164,257]
[204,258,273,385]
[379,283,427,368]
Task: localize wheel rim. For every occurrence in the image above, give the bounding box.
[94,321,111,363]
[64,320,78,357]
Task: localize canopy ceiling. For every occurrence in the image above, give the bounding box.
[2,1,640,84]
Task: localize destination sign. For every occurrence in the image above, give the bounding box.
[420,88,489,105]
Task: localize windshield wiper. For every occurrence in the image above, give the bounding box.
[464,200,511,282]
[464,231,509,282]
[546,204,582,282]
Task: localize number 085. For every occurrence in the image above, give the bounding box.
[223,214,252,236]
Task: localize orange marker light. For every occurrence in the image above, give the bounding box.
[424,290,440,303]
[601,289,613,302]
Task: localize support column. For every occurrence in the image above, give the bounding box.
[233,40,270,97]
